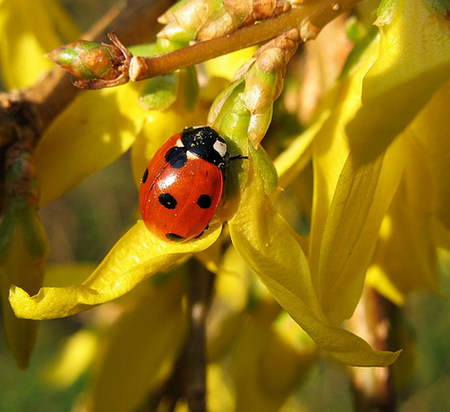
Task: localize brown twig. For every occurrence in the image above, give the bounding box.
[184,259,215,412]
[23,0,172,133]
[142,259,214,411]
[129,0,363,81]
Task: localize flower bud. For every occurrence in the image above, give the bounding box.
[47,40,125,80]
[158,0,291,41]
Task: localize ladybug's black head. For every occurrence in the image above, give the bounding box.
[181,126,229,168]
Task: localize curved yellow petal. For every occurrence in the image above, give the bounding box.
[347,0,450,162]
[229,155,400,366]
[305,31,410,324]
[309,35,379,281]
[366,80,450,302]
[314,140,406,324]
[10,220,222,320]
[36,84,144,206]
[410,78,450,232]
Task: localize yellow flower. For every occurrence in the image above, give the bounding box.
[7,0,450,380]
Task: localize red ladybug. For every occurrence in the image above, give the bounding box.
[139,126,233,241]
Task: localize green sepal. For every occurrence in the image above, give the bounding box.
[250,144,278,196]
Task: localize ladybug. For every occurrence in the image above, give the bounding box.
[139,126,238,241]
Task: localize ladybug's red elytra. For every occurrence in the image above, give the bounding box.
[139,126,239,241]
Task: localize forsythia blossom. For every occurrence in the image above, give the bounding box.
[0,0,449,409]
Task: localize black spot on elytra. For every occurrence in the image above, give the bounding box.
[197,194,212,209]
[158,193,177,209]
[165,147,187,169]
[166,233,185,241]
[141,168,149,183]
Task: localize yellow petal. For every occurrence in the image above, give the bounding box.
[207,245,252,361]
[409,78,450,233]
[36,85,144,206]
[205,47,257,81]
[347,0,450,162]
[229,154,400,366]
[0,205,48,368]
[207,363,235,412]
[260,313,317,397]
[10,220,222,319]
[307,33,409,324]
[309,35,380,282]
[87,276,186,412]
[366,79,449,303]
[0,0,80,88]
[314,140,406,324]
[43,329,97,388]
[1,269,39,369]
[43,262,96,287]
[367,189,439,305]
[231,305,308,412]
[274,111,326,188]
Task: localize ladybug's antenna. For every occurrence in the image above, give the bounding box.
[229,154,248,161]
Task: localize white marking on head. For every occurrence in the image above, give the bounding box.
[213,140,227,158]
[187,151,199,160]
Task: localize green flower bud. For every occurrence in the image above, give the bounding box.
[47,40,125,80]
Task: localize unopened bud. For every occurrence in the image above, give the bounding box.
[48,40,125,80]
[47,33,131,89]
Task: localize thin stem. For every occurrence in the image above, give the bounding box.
[129,0,363,80]
[24,0,172,132]
[184,259,214,412]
